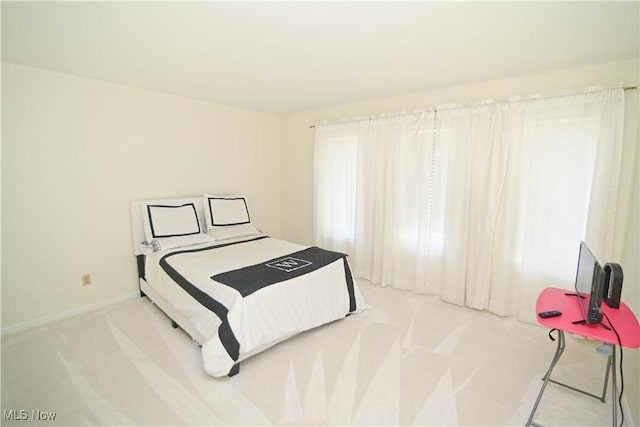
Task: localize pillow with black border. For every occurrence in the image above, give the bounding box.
[204,195,251,229]
[142,202,201,243]
[203,194,262,240]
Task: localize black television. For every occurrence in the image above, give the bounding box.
[574,241,604,324]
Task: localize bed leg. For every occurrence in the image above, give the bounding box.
[228,363,240,377]
[171,320,179,329]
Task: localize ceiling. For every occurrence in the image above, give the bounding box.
[2,1,638,114]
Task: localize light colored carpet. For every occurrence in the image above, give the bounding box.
[1,281,615,426]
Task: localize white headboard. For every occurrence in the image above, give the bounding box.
[129,196,207,256]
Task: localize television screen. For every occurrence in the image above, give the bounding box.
[574,241,604,324]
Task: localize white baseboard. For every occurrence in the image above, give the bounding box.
[1,292,141,337]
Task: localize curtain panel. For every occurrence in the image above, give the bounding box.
[313,89,625,322]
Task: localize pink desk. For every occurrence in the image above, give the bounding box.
[526,287,640,427]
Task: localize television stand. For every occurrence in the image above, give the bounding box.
[564,292,586,299]
[570,319,612,331]
[526,287,639,427]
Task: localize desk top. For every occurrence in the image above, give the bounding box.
[537,287,640,348]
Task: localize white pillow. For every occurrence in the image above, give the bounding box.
[139,234,215,254]
[204,195,251,228]
[208,223,262,241]
[142,202,201,243]
[203,194,262,240]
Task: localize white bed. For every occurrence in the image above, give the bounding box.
[130,195,366,377]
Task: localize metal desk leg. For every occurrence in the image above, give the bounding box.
[526,330,565,427]
[610,348,616,427]
[600,352,612,402]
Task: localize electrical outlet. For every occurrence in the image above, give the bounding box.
[81,274,92,286]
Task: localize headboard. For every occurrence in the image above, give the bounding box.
[129,195,207,256]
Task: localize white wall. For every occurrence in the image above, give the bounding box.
[1,62,282,328]
[280,58,639,423]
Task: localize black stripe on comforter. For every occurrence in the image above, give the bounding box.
[158,236,269,363]
[211,246,350,298]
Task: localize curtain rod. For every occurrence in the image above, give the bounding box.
[308,85,638,129]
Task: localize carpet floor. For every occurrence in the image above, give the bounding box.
[1,281,614,426]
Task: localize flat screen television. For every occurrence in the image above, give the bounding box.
[574,241,604,324]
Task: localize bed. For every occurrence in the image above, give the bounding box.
[130,195,366,377]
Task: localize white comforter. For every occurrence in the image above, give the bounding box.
[144,235,366,377]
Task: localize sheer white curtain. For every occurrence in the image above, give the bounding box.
[423,104,507,306]
[314,120,366,255]
[314,88,625,322]
[314,113,437,289]
[490,90,625,320]
[352,113,435,290]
